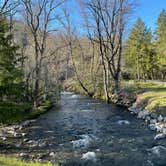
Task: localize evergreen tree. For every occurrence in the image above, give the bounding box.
[155,9,166,79]
[0,15,23,101]
[124,18,155,80]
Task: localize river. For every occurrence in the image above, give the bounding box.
[1,92,166,165]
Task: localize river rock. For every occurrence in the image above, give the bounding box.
[158,115,163,122]
[117,120,130,125]
[138,110,149,119]
[147,146,166,165]
[150,113,158,119]
[145,116,151,121]
[150,119,157,124]
[38,141,48,147]
[21,133,27,137]
[128,107,140,114]
[27,140,38,148]
[82,152,97,162]
[23,138,29,142]
[15,142,22,148]
[163,117,166,123]
[49,152,56,158]
[148,146,166,156]
[154,133,165,140]
[19,153,29,159]
[14,132,22,138]
[21,120,36,127]
[149,124,156,131]
[155,123,164,132]
[37,153,45,159]
[162,128,166,134]
[1,137,7,141]
[71,134,97,148]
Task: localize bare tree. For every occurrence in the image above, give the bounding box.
[59,9,96,97]
[0,0,19,15]
[82,0,133,97]
[21,0,65,107]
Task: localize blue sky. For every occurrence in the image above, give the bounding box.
[65,0,166,35]
[133,0,166,31]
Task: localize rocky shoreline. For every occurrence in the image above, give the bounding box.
[0,119,58,162]
[128,105,166,140]
[110,90,166,141]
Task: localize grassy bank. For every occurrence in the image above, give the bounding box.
[121,80,166,116]
[0,156,53,166]
[0,100,53,125]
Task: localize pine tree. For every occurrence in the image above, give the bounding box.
[0,15,23,101]
[155,9,166,79]
[124,18,154,80]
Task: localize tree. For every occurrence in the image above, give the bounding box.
[81,0,133,101]
[124,18,154,80]
[155,9,166,79]
[0,16,23,101]
[59,9,96,97]
[21,0,65,107]
[0,0,19,15]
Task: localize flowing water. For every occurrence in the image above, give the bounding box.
[28,92,158,165]
[2,92,166,165]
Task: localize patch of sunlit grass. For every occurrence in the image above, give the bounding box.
[0,156,53,166]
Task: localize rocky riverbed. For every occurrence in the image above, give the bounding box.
[1,92,166,165]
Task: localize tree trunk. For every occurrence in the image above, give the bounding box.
[34,67,40,108]
[114,76,119,94]
[102,62,110,103]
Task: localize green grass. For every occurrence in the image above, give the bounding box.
[0,100,53,125]
[122,80,166,116]
[136,91,166,115]
[0,156,52,166]
[121,80,166,93]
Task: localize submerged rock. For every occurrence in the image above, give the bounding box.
[148,146,166,155]
[149,124,156,131]
[147,146,166,165]
[154,133,165,140]
[81,109,94,112]
[117,120,130,125]
[71,134,97,148]
[82,152,97,162]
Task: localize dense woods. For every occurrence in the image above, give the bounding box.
[0,0,166,114]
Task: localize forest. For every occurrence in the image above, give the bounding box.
[0,0,166,166]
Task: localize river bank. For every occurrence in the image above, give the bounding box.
[0,100,53,125]
[0,100,54,165]
[111,81,166,140]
